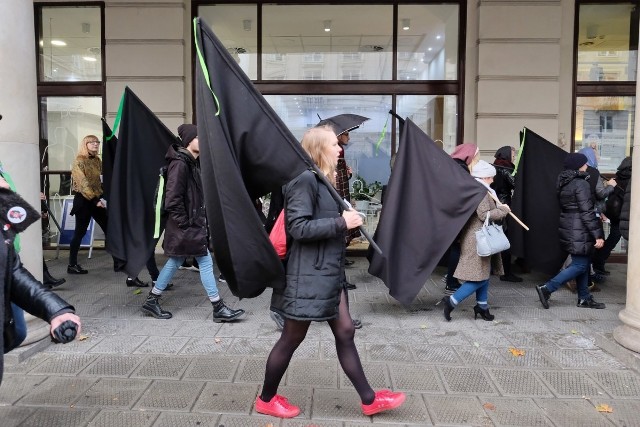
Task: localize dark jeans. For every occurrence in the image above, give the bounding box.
[11,303,27,348]
[545,254,591,301]
[69,194,108,266]
[446,241,461,287]
[592,222,621,271]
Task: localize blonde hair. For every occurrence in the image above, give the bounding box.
[301,126,337,186]
[78,135,100,158]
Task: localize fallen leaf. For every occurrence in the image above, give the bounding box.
[78,335,89,341]
[133,289,142,295]
[596,404,613,413]
[508,347,525,357]
[214,338,222,343]
[420,324,428,329]
[483,402,496,411]
[571,330,580,335]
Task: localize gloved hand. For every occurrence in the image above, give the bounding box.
[51,320,78,343]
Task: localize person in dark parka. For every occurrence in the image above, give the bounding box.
[536,153,606,310]
[141,124,244,322]
[492,146,523,282]
[255,126,405,419]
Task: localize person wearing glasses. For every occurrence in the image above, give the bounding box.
[67,135,107,275]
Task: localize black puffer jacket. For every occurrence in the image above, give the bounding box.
[162,144,208,257]
[492,164,515,205]
[271,170,348,321]
[1,231,74,382]
[556,170,604,255]
[621,179,632,240]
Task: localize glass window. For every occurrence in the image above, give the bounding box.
[263,95,393,187]
[262,4,393,80]
[396,95,458,153]
[397,4,459,80]
[198,4,258,79]
[575,96,635,173]
[577,3,637,82]
[38,6,102,82]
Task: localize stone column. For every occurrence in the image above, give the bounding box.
[0,1,50,344]
[613,33,640,353]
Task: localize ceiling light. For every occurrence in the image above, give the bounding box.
[51,40,66,46]
[428,47,432,51]
[402,19,410,31]
[436,34,441,40]
[82,56,97,62]
[323,20,331,32]
[243,19,252,31]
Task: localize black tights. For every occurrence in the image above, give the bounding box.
[260,290,375,405]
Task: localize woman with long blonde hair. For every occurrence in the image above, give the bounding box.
[255,126,405,419]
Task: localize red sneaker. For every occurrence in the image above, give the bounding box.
[255,394,300,418]
[361,390,406,416]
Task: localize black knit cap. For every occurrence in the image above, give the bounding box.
[177,124,197,147]
[564,152,588,170]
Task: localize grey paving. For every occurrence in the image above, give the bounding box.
[0,250,637,426]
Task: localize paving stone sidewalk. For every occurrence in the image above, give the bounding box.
[1,250,639,426]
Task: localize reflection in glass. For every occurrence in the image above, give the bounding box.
[40,96,102,196]
[396,95,458,154]
[263,5,393,80]
[264,95,392,188]
[397,4,459,80]
[198,5,258,79]
[575,96,635,173]
[39,6,102,82]
[577,4,637,82]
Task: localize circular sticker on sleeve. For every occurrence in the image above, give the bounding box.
[7,206,27,224]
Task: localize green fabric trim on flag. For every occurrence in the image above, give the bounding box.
[193,18,221,116]
[107,91,126,141]
[375,115,389,155]
[1,170,21,253]
[512,128,526,176]
[153,174,165,239]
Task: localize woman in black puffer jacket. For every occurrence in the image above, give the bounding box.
[536,153,605,310]
[256,126,405,419]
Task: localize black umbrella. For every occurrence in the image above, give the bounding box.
[317,114,369,136]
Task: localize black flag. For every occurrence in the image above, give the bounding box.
[509,128,566,275]
[194,18,312,298]
[368,119,486,305]
[105,87,177,277]
[101,119,117,202]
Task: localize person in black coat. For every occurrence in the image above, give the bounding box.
[0,184,81,384]
[141,124,244,322]
[492,146,522,282]
[255,126,405,419]
[536,153,606,310]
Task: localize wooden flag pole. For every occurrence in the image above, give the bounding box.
[487,192,530,231]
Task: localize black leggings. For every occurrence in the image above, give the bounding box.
[260,290,375,405]
[69,196,108,266]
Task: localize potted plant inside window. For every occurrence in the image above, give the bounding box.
[351,176,382,211]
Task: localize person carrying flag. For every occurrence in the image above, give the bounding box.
[141,124,245,322]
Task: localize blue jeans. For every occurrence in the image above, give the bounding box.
[153,250,220,300]
[545,254,590,300]
[11,303,27,348]
[450,280,490,308]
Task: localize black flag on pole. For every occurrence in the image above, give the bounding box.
[194,18,312,298]
[509,128,566,275]
[101,119,117,202]
[105,87,177,277]
[368,119,486,305]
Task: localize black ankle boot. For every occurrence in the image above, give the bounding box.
[212,299,245,322]
[141,293,172,319]
[473,305,495,321]
[536,284,551,309]
[43,270,66,288]
[441,297,455,321]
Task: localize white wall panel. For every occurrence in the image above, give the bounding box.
[477,80,559,115]
[106,81,184,114]
[106,6,183,40]
[478,43,561,77]
[106,44,184,77]
[479,4,562,40]
[476,117,560,155]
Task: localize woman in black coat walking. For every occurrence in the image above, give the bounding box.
[255,126,405,419]
[536,153,606,310]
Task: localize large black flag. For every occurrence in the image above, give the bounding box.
[509,128,566,275]
[101,119,117,202]
[368,120,486,305]
[105,87,177,277]
[194,18,312,298]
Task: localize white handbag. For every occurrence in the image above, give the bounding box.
[475,213,510,257]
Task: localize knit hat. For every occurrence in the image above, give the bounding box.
[450,143,479,165]
[177,124,197,147]
[471,160,496,178]
[563,152,588,170]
